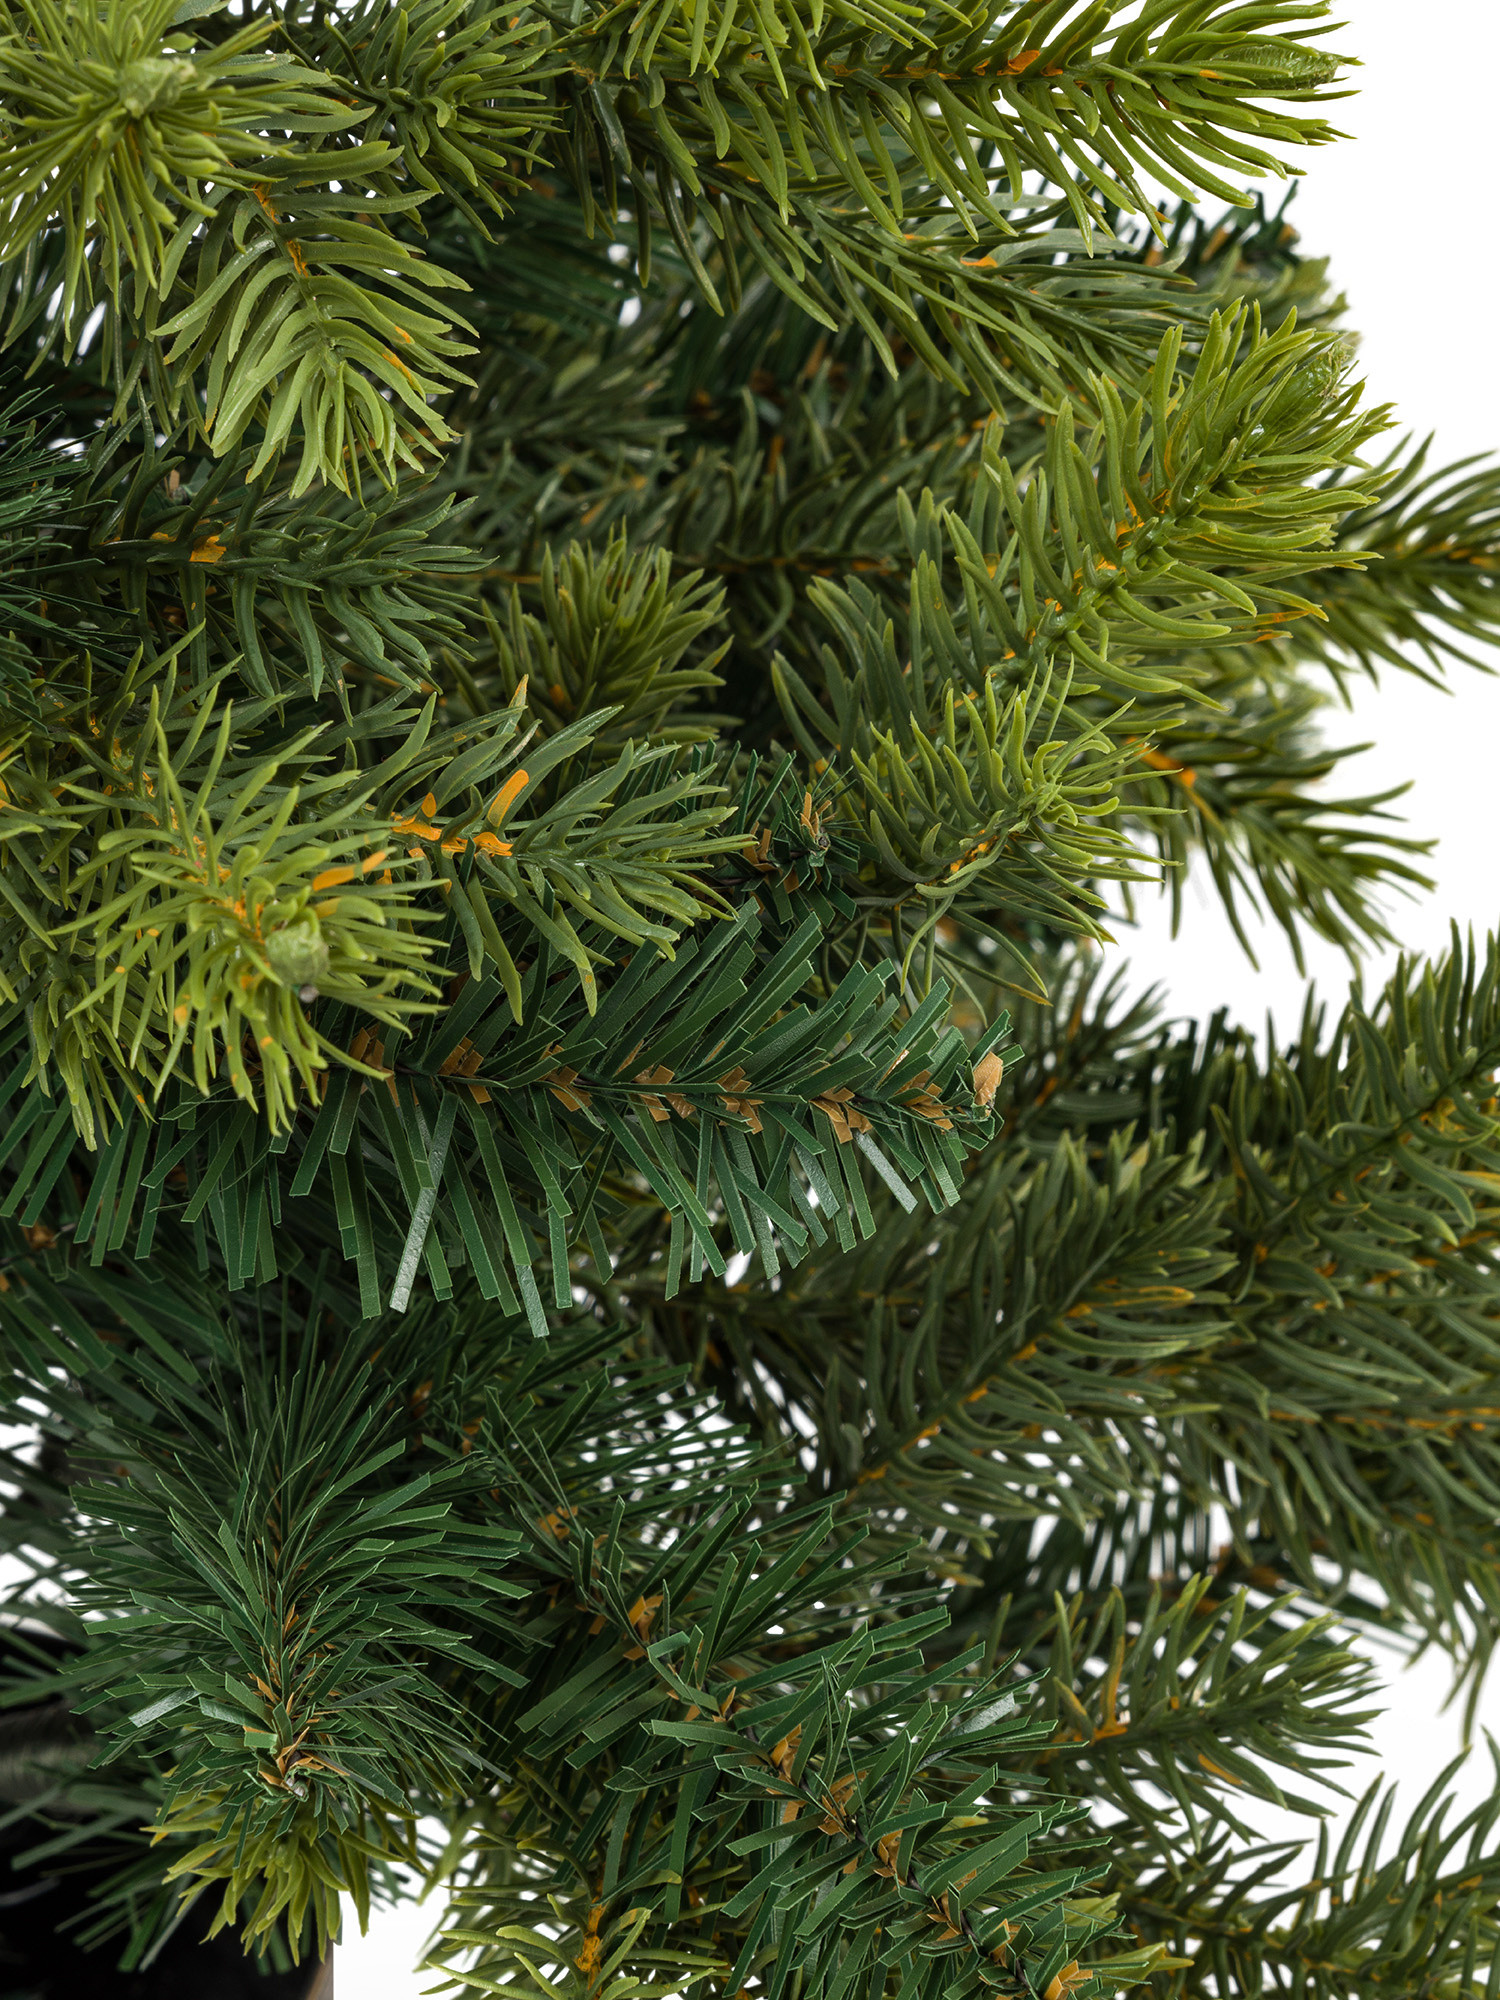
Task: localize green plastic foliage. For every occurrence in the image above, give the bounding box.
[0,639,746,1149]
[679,934,1500,1690]
[1121,1759,1500,2000]
[1120,650,1434,969]
[0,0,1354,486]
[1,1253,1157,1990]
[7,0,1500,1990]
[149,176,477,496]
[0,0,486,493]
[0,1259,527,1957]
[0,0,357,335]
[1024,1583,1379,1842]
[1290,435,1500,684]
[560,0,1351,400]
[0,396,87,710]
[0,885,1016,1319]
[483,533,732,748]
[327,0,558,232]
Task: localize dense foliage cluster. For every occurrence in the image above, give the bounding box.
[3,0,1500,1991]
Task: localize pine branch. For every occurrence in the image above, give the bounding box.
[1017,1581,1377,1842]
[1119,1759,1500,2000]
[2,1245,1161,1995]
[1284,436,1500,685]
[644,934,1500,1695]
[1120,660,1433,966]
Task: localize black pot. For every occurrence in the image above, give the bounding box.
[0,1864,326,1999]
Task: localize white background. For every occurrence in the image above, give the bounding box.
[342,2,1500,1986]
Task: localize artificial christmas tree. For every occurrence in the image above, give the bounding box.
[3,0,1500,1990]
